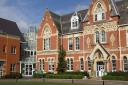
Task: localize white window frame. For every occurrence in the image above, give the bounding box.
[71,13,79,29]
[10,64,16,72]
[88,57,91,70]
[11,46,16,54]
[48,58,55,72]
[123,56,128,72]
[112,56,116,72]
[101,30,106,43]
[79,57,84,71]
[66,57,74,72]
[43,27,51,51]
[75,37,80,51]
[38,58,45,71]
[68,38,73,51]
[93,3,105,22]
[0,64,3,78]
[95,31,100,44]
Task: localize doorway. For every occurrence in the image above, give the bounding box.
[24,64,33,76]
[96,62,104,77]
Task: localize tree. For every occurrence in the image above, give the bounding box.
[57,47,67,73]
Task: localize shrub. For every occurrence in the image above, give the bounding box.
[102,71,128,81]
[58,71,89,78]
[45,74,83,79]
[2,72,22,79]
[102,75,125,81]
[107,72,128,76]
[33,71,45,78]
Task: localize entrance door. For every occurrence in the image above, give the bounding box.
[25,64,33,76]
[96,62,104,77]
[0,64,3,78]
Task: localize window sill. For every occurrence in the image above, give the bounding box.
[68,50,73,51]
[75,50,80,51]
[91,42,108,46]
[80,70,84,72]
[93,20,106,24]
[66,70,73,72]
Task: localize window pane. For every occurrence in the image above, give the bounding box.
[69,38,73,50]
[76,37,80,50]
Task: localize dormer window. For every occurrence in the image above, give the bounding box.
[94,3,105,21]
[71,13,79,29]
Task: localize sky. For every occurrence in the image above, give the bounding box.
[0,0,91,33]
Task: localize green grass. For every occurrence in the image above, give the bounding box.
[0,81,86,85]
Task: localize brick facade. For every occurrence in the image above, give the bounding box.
[37,0,128,77]
[0,34,20,77]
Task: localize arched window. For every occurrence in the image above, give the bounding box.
[75,37,80,50]
[101,30,106,42]
[80,58,84,71]
[43,27,51,50]
[95,31,100,43]
[123,56,128,72]
[94,3,105,21]
[112,56,116,72]
[71,13,79,29]
[88,57,91,70]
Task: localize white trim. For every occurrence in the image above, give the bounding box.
[89,44,109,60]
[66,57,74,71]
[79,56,85,71]
[68,37,73,51]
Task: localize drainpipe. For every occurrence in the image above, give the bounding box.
[118,25,122,71]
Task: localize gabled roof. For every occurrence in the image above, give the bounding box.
[115,0,128,25]
[49,9,88,34]
[109,0,120,16]
[49,11,62,33]
[47,0,128,35]
[0,18,25,41]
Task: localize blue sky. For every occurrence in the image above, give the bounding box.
[0,0,90,32]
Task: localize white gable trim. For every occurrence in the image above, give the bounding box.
[89,44,109,60]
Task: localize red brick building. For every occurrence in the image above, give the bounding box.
[37,0,128,77]
[0,18,23,78]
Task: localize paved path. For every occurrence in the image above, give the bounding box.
[0,79,128,85]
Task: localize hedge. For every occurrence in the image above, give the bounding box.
[2,72,22,79]
[58,71,89,77]
[45,74,83,79]
[102,72,128,81]
[102,75,125,81]
[33,71,89,79]
[107,72,128,76]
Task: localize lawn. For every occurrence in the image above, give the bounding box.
[0,81,86,85]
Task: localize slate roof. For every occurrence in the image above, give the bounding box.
[0,18,25,41]
[109,0,120,16]
[115,0,128,25]
[49,9,88,34]
[48,0,128,34]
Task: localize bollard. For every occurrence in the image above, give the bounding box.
[72,79,74,84]
[103,80,104,85]
[43,78,45,82]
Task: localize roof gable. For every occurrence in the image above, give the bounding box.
[0,18,24,41]
[48,9,88,34]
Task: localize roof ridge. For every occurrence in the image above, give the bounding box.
[61,9,88,17]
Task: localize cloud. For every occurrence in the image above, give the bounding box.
[75,4,88,11]
[0,0,29,32]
